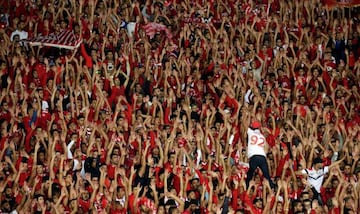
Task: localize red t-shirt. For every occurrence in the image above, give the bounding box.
[79,198,91,212]
[107,164,116,180]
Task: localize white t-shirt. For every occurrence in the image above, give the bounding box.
[10,29,28,41]
[247,128,266,158]
[41,100,49,111]
[244,89,254,104]
[301,166,329,193]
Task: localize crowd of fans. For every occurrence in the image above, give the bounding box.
[0,0,360,213]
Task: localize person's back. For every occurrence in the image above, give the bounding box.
[246,121,274,189]
[247,127,266,158]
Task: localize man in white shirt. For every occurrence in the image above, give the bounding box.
[301,157,343,205]
[10,21,28,42]
[302,158,327,191]
[246,120,274,189]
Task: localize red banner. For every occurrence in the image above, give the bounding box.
[323,0,360,8]
[24,30,82,50]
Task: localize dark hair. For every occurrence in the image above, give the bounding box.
[0,60,6,66]
[235,209,245,214]
[168,207,179,214]
[292,199,302,209]
[35,194,45,199]
[111,153,119,159]
[253,197,262,204]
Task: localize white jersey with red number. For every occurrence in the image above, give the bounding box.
[247,128,266,158]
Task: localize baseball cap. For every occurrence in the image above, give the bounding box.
[250,121,261,129]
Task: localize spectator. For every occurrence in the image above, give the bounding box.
[245,120,275,190]
[299,157,342,205]
[10,20,28,42]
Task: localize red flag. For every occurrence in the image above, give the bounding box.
[25,29,82,50]
[142,22,173,39]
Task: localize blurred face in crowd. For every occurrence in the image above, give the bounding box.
[80,142,88,154]
[254,199,263,209]
[276,202,283,213]
[191,178,200,189]
[168,153,176,164]
[294,201,303,212]
[303,200,311,212]
[65,173,73,184]
[344,164,351,175]
[314,162,323,171]
[69,132,78,143]
[117,186,125,199]
[331,178,339,188]
[187,190,196,200]
[60,20,67,29]
[78,117,85,127]
[21,162,28,172]
[254,173,261,184]
[54,22,61,32]
[1,201,10,212]
[311,200,323,213]
[301,192,310,201]
[1,102,8,112]
[18,21,26,30]
[37,195,45,206]
[152,146,160,157]
[36,164,44,174]
[81,191,90,200]
[299,94,308,105]
[13,35,20,42]
[5,187,12,198]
